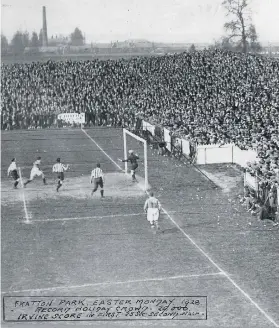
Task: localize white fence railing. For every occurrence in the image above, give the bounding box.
[141,120,278,205]
[163,128,172,152]
[244,172,259,192]
[142,120,257,168]
[142,121,155,136]
[196,144,234,165]
[195,144,258,166]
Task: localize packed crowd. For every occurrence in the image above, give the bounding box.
[1,50,279,216]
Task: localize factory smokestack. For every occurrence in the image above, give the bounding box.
[42,6,48,47]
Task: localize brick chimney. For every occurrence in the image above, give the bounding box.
[42,6,48,47]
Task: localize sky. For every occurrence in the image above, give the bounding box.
[1,0,279,44]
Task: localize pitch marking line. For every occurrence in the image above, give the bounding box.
[18,167,30,224]
[162,210,279,327]
[81,129,279,328]
[32,212,144,222]
[82,129,124,171]
[31,211,177,223]
[2,272,223,294]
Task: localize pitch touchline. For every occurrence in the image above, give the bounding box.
[3,272,223,294]
[81,129,279,328]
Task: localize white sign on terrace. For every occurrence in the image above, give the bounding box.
[58,113,85,124]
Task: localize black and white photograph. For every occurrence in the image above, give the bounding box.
[1,0,279,327]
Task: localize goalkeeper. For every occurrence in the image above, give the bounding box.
[119,150,139,182]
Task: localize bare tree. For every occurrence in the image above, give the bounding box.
[222,0,260,53]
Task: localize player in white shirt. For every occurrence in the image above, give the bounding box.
[52,158,69,192]
[24,157,47,187]
[144,192,162,232]
[7,158,20,189]
[90,163,104,198]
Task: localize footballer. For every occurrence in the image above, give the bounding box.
[119,150,139,182]
[24,157,47,187]
[7,158,20,189]
[52,158,69,192]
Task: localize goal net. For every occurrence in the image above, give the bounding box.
[123,128,148,191]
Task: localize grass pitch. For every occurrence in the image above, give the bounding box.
[1,128,279,327]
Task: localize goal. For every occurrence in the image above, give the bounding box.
[123,128,148,191]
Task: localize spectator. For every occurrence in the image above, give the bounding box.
[1,50,278,187]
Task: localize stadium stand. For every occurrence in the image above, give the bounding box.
[1,49,278,219]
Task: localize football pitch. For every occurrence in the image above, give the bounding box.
[1,128,279,328]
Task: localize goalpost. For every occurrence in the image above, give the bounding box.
[123,128,149,191]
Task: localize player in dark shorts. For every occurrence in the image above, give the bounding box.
[90,163,105,198]
[158,141,167,156]
[119,150,139,182]
[7,158,20,189]
[52,158,69,192]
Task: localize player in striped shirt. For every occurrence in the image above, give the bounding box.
[52,158,69,192]
[119,150,139,182]
[144,192,162,233]
[24,157,47,187]
[7,158,20,189]
[90,163,104,198]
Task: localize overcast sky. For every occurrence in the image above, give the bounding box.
[1,0,279,44]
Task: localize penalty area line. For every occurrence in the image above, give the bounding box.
[31,211,177,223]
[18,167,31,224]
[82,128,279,328]
[32,212,152,223]
[3,272,223,294]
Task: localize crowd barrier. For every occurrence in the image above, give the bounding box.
[142,119,258,168]
[142,120,191,156]
[181,138,190,156]
[141,119,279,209]
[142,121,155,136]
[163,128,172,152]
[196,144,234,165]
[196,144,258,166]
[233,147,258,167]
[244,172,259,192]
